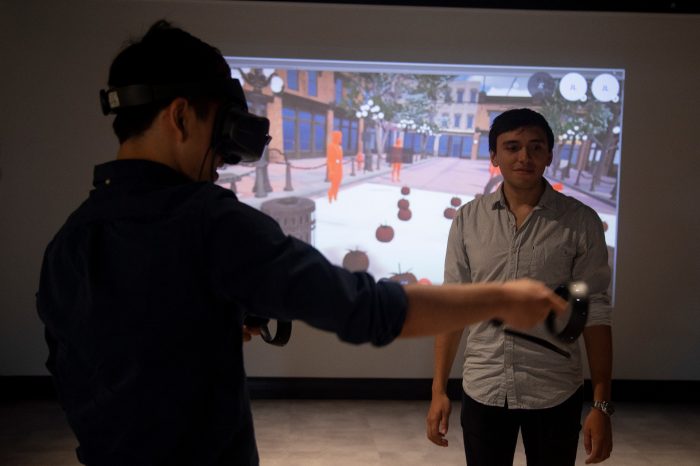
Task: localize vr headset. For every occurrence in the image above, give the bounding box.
[100,78,271,165]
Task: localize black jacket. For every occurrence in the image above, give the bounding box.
[37,159,407,465]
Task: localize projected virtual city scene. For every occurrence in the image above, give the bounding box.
[217,58,624,292]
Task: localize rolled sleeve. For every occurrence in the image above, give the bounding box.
[444,209,472,285]
[573,206,613,327]
[335,278,407,346]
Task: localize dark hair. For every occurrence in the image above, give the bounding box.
[108,20,231,143]
[488,108,554,153]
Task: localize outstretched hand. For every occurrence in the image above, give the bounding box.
[496,279,568,330]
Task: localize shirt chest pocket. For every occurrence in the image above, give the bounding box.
[529,244,576,287]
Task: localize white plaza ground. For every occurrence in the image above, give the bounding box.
[310,181,617,285]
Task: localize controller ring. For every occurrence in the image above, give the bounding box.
[243,315,292,347]
[545,282,589,343]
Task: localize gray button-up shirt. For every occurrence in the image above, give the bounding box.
[444,182,612,409]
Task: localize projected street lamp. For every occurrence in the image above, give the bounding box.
[397,118,416,131]
[231,68,285,198]
[415,123,434,159]
[573,133,589,186]
[606,125,621,200]
[397,119,417,162]
[587,123,621,195]
[561,124,586,180]
[232,68,285,94]
[355,100,384,172]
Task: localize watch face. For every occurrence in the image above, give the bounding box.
[595,401,615,415]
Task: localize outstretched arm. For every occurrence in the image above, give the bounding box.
[399,279,567,338]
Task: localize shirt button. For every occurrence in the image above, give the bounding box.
[105,178,111,185]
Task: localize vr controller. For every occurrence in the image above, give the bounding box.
[243,315,292,347]
[493,281,589,358]
[100,78,271,165]
[546,281,589,343]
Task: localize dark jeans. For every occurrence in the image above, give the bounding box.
[460,386,583,466]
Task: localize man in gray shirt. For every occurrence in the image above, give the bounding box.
[426,108,613,465]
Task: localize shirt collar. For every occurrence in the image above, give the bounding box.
[491,179,560,212]
[93,159,192,188]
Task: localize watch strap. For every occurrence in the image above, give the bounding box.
[592,400,615,416]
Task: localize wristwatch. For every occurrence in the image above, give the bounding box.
[592,400,615,416]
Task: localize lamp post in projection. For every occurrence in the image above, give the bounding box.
[397,118,417,162]
[231,68,285,198]
[563,125,586,181]
[397,118,416,136]
[355,100,384,173]
[418,123,435,159]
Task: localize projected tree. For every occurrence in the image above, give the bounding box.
[338,72,451,162]
[541,96,614,184]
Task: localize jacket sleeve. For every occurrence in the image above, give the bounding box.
[205,192,407,346]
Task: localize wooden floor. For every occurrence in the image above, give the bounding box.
[1,399,699,465]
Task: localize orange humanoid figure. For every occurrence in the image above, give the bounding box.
[355,151,364,173]
[390,138,403,182]
[327,130,343,203]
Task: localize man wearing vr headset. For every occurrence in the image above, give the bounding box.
[36,21,567,466]
[426,109,613,465]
